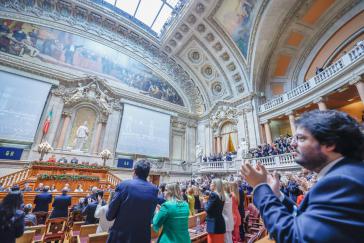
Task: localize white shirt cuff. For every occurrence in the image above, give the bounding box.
[278,191,285,202]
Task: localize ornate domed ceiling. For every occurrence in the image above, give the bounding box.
[0,0,362,116]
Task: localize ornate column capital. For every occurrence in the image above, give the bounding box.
[312,97,326,104]
[62,111,71,117]
[349,75,363,86]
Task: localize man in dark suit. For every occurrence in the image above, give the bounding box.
[50,188,72,218]
[82,190,105,224]
[241,110,364,243]
[33,186,52,212]
[106,160,158,243]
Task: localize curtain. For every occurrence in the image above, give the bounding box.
[220,122,238,153]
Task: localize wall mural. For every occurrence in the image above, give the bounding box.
[0,18,184,106]
[215,0,256,59]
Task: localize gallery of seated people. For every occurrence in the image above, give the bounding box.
[0,0,364,242]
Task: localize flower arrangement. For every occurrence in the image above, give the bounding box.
[37,141,53,161]
[37,174,99,181]
[99,149,112,166]
[31,161,109,170]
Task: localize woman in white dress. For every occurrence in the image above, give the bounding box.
[222,181,234,243]
[94,191,115,233]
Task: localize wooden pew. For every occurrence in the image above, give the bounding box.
[24,224,46,243]
[88,232,109,243]
[16,230,35,243]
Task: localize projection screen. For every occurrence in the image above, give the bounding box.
[116,104,170,157]
[0,71,51,142]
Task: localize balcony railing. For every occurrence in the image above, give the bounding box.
[259,42,364,113]
[194,153,300,173]
[0,168,30,188]
[197,160,238,173]
[244,153,299,170]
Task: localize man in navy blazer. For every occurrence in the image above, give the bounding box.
[33,186,52,212]
[241,110,364,243]
[106,160,158,243]
[49,188,72,218]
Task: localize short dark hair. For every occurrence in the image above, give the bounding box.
[96,190,104,199]
[134,160,151,180]
[295,110,364,161]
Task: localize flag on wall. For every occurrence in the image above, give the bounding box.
[227,133,236,153]
[42,108,53,135]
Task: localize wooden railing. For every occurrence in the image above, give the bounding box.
[0,168,29,188]
[106,172,122,187]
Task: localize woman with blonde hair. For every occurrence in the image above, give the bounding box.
[222,181,234,243]
[229,181,241,243]
[204,178,226,243]
[153,183,191,243]
[187,187,195,215]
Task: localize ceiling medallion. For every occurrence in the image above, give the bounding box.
[196,23,206,33]
[187,14,197,24]
[205,33,215,42]
[211,81,224,96]
[188,50,202,64]
[202,64,214,79]
[195,3,205,14]
[180,24,189,33]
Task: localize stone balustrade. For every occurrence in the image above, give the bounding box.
[259,41,364,113]
[197,160,238,173]
[244,153,299,170]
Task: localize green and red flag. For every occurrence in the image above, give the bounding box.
[42,108,53,135]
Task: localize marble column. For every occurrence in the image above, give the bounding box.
[102,109,122,154]
[56,112,71,149]
[314,97,327,110]
[287,112,296,135]
[264,122,272,144]
[92,119,106,154]
[354,81,364,104]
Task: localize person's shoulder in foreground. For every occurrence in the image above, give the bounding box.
[242,110,364,243]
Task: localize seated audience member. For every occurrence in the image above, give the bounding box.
[50,187,71,218]
[87,186,98,201]
[71,198,85,213]
[33,186,52,212]
[83,190,105,225]
[58,157,68,163]
[0,182,4,191]
[11,185,20,192]
[24,204,37,226]
[47,154,56,163]
[153,183,191,243]
[50,184,57,192]
[70,157,79,164]
[0,191,25,243]
[34,183,44,192]
[64,183,71,192]
[106,160,158,243]
[74,184,83,192]
[22,183,32,192]
[94,192,115,233]
[241,110,364,242]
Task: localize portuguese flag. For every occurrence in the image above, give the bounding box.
[42,108,53,135]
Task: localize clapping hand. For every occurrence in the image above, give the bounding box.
[241,162,268,187]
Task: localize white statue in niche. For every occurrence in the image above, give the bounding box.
[237,138,248,160]
[195,143,203,162]
[74,121,89,151]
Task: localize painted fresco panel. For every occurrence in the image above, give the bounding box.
[215,0,256,59]
[0,18,184,106]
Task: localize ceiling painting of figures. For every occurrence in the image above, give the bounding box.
[0,18,184,106]
[215,0,256,59]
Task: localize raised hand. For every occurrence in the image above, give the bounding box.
[241,163,268,187]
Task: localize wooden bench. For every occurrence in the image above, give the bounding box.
[72,224,98,243]
[16,230,36,243]
[24,224,46,243]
